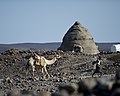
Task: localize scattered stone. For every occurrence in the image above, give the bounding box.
[0,49,119,95]
[37,91,51,96]
[5,77,13,83]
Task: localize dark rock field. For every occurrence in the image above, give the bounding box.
[0,48,120,96]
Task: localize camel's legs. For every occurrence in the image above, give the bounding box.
[41,68,44,74]
[44,66,50,78]
[32,65,35,76]
[41,68,46,78]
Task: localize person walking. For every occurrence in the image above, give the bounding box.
[92,59,102,77]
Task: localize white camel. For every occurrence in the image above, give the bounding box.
[26,53,61,78]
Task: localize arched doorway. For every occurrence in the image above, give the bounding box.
[73,45,83,52]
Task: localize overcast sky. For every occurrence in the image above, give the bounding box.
[0,0,120,44]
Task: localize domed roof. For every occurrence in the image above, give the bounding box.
[58,21,99,55]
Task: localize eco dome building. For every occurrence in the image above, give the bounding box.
[58,21,99,55]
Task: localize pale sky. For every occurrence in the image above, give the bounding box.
[0,0,120,44]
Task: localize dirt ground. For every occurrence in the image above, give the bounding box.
[0,49,119,95]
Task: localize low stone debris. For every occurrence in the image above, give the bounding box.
[6,70,120,96]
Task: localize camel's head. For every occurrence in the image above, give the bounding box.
[54,53,61,59]
[33,52,40,60]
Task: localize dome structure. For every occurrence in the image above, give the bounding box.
[58,21,99,55]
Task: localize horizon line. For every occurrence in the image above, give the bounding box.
[0,41,120,45]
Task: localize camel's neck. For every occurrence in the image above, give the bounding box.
[45,57,57,65]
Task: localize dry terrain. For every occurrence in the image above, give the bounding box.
[0,49,119,95]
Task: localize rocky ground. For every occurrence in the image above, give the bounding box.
[0,49,120,96]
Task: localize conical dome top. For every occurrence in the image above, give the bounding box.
[74,21,80,25]
[58,21,99,55]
